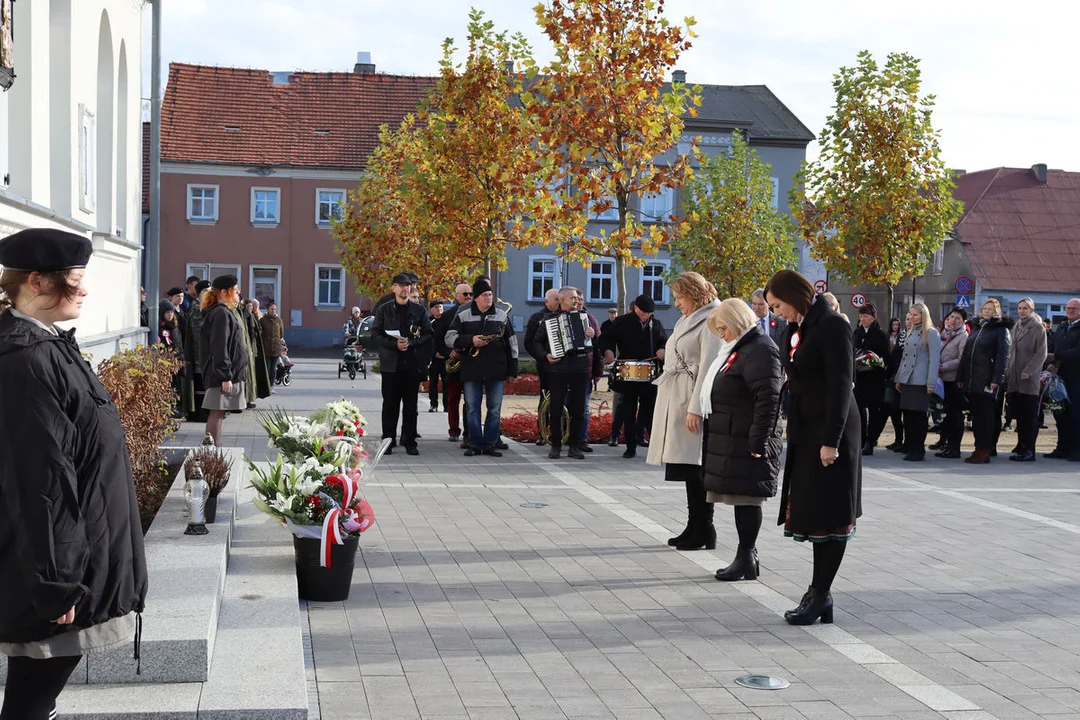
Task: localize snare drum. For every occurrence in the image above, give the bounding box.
[613,360,657,383]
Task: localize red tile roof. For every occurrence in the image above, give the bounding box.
[161,63,438,169]
[955,167,1080,293]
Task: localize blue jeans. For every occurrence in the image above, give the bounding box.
[464,379,505,450]
[577,384,593,445]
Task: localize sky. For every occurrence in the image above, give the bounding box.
[141,0,1080,173]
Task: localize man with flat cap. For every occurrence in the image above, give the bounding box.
[373,271,419,315]
[601,294,668,458]
[0,229,148,717]
[371,272,433,455]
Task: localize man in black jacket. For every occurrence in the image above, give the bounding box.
[371,273,433,456]
[530,287,594,459]
[445,278,518,457]
[524,288,560,445]
[1046,298,1080,460]
[601,294,668,458]
[427,299,449,412]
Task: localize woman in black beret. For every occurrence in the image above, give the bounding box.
[0,228,147,719]
[199,275,248,444]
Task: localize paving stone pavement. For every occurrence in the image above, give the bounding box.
[166,356,1080,720]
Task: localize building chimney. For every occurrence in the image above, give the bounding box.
[353,51,375,74]
[1031,163,1048,183]
[672,69,687,84]
[503,60,515,74]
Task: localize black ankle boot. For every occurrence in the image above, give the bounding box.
[784,587,813,620]
[667,523,692,547]
[785,588,833,625]
[714,547,759,581]
[675,522,716,551]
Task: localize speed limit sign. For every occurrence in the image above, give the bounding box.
[851,293,867,309]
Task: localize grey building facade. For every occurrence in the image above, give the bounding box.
[493,80,815,356]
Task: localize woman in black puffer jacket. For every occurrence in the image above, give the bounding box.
[958,298,1013,463]
[701,299,783,583]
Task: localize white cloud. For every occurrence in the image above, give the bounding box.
[143,0,1080,172]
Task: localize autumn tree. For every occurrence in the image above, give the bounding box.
[670,130,797,298]
[524,0,700,310]
[792,51,963,312]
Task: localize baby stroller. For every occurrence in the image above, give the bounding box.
[275,341,294,387]
[338,336,366,380]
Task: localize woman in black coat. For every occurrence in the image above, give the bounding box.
[200,275,249,445]
[852,303,890,455]
[0,229,147,719]
[700,299,783,581]
[958,298,1013,464]
[764,270,862,625]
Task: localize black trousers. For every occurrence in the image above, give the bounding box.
[381,370,420,448]
[858,394,887,447]
[1008,391,1041,453]
[968,391,1001,451]
[902,409,928,453]
[1,654,82,720]
[428,358,447,409]
[618,383,657,451]
[942,380,966,449]
[548,371,588,449]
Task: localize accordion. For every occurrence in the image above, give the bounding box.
[544,311,592,359]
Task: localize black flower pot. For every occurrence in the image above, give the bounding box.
[205,495,218,523]
[292,535,359,602]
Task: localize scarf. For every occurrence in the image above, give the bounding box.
[699,329,749,419]
[941,325,963,346]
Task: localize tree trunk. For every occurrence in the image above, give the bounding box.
[885,283,894,320]
[615,254,627,313]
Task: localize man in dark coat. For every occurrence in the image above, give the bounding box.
[371,273,433,456]
[427,300,449,412]
[600,294,668,458]
[1046,298,1080,460]
[259,303,285,388]
[240,301,272,403]
[751,288,787,342]
[852,302,890,454]
[524,288,560,445]
[182,280,211,419]
[530,287,594,459]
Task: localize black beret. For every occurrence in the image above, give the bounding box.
[211,274,237,290]
[391,273,412,285]
[0,228,93,272]
[633,293,656,313]
[165,286,184,297]
[429,299,445,309]
[195,280,211,293]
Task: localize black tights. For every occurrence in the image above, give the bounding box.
[1,654,82,720]
[811,541,847,593]
[734,505,762,549]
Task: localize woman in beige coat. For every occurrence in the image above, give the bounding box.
[1006,297,1048,461]
[647,273,721,550]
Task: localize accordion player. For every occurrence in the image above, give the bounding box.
[544,311,592,359]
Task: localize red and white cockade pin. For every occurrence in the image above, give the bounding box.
[789,331,801,360]
[721,351,739,374]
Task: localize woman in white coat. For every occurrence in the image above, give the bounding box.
[647,272,721,550]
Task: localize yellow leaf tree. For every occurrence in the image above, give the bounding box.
[670,130,798,299]
[793,51,963,313]
[524,0,701,310]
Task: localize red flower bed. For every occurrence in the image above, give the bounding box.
[501,411,617,444]
[422,374,542,396]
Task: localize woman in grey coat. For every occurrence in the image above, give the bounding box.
[1006,297,1048,461]
[893,303,941,461]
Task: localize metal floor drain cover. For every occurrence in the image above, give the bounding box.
[520,502,548,508]
[734,675,790,690]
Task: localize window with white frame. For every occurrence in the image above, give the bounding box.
[315,265,344,307]
[186,263,241,291]
[640,262,670,304]
[316,189,345,225]
[251,187,280,225]
[187,185,219,222]
[78,105,96,212]
[588,195,618,221]
[770,177,780,210]
[528,256,559,301]
[587,260,616,303]
[639,187,674,222]
[932,246,944,275]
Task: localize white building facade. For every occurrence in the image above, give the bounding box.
[0,0,145,362]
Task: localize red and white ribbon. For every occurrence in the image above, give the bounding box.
[320,508,344,568]
[721,351,738,374]
[789,331,801,361]
[325,473,360,509]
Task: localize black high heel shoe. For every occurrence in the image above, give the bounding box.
[785,588,833,625]
[715,547,759,581]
